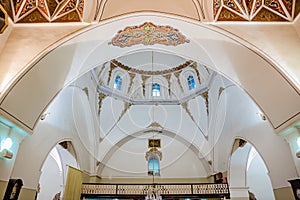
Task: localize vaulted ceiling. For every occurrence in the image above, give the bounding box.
[1,0,299,23]
[1,0,299,185]
[41,49,262,178]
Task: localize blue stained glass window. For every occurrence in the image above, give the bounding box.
[152,83,160,96]
[148,157,160,176]
[113,75,122,90]
[187,75,196,90]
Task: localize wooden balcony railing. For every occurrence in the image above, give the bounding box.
[81,183,230,199]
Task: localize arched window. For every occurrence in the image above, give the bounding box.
[146,147,162,176]
[187,75,196,90]
[148,156,160,176]
[113,75,122,90]
[152,83,160,96]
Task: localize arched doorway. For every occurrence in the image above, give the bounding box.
[37,141,78,200]
[229,138,275,200]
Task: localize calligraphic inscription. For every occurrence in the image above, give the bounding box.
[110,22,190,47]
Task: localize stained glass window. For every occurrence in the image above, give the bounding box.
[148,156,160,176]
[187,75,196,90]
[113,75,122,90]
[152,83,160,96]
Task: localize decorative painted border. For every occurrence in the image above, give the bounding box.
[110,22,190,47]
[111,59,193,75]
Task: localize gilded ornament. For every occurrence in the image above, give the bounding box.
[163,74,172,96]
[8,0,83,22]
[141,75,150,97]
[174,71,184,93]
[0,4,8,33]
[218,87,225,98]
[147,121,163,129]
[98,92,107,115]
[127,73,136,93]
[181,101,208,140]
[110,22,190,47]
[201,91,209,115]
[107,62,116,85]
[82,87,89,98]
[112,59,193,76]
[191,63,201,84]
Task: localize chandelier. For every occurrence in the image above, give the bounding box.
[145,51,163,200]
[145,184,162,200]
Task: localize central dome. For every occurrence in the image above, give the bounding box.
[95,51,213,104]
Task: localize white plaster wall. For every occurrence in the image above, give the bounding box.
[99,0,201,21]
[0,18,13,54]
[97,99,207,163]
[229,144,251,187]
[0,14,299,192]
[10,87,94,189]
[284,127,300,176]
[117,51,187,71]
[216,22,300,89]
[188,95,208,136]
[213,85,297,188]
[247,147,275,200]
[57,145,79,185]
[0,121,27,181]
[101,133,208,178]
[0,23,87,93]
[0,15,299,134]
[293,15,300,40]
[37,152,62,200]
[37,145,78,200]
[71,86,97,157]
[100,97,125,134]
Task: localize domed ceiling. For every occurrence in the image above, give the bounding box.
[95,51,213,105]
[58,50,242,178]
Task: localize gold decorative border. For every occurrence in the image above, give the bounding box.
[0,4,8,34]
[112,59,193,76]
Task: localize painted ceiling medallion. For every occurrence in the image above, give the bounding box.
[110,22,190,48]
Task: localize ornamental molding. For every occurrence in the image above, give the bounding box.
[111,59,193,76]
[110,22,190,47]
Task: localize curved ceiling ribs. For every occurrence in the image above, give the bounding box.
[97,129,212,176]
[94,56,214,107]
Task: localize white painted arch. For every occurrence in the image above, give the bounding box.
[1,14,299,192]
[0,14,298,136]
[97,128,211,176]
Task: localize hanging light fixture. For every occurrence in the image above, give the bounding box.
[145,51,162,200]
[145,184,162,200]
[145,146,162,200]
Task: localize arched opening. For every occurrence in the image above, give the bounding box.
[229,138,275,200]
[113,75,122,91]
[187,75,196,90]
[152,83,161,97]
[0,15,298,135]
[37,141,78,200]
[1,15,298,196]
